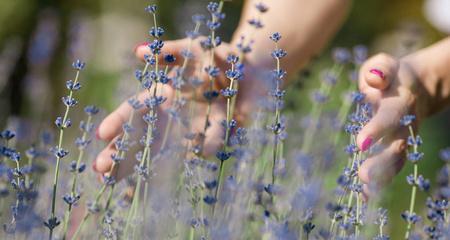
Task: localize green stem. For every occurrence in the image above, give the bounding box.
[213,63,236,209]
[124,77,159,236]
[271,55,282,188]
[199,0,225,156]
[404,125,419,239]
[71,184,107,240]
[62,115,92,239]
[48,70,80,240]
[102,62,150,213]
[301,64,343,153]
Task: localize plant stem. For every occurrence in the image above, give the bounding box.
[71,184,107,240]
[61,115,92,239]
[48,69,80,240]
[301,64,343,154]
[102,62,150,213]
[404,125,419,239]
[213,62,237,212]
[199,0,225,156]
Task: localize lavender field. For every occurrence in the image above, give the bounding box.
[0,0,450,239]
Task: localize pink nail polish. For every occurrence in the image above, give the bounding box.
[361,137,373,152]
[369,68,385,80]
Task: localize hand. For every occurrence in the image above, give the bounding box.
[356,53,427,195]
[92,38,255,180]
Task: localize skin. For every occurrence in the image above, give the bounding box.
[94,0,350,180]
[357,38,450,194]
[93,0,450,196]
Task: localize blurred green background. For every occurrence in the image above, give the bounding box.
[0,0,448,238]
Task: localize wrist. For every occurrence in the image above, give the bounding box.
[401,38,450,117]
[401,54,437,119]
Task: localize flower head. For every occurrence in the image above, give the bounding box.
[164,54,176,64]
[72,59,85,70]
[207,2,219,13]
[332,47,351,64]
[205,66,220,78]
[149,40,164,55]
[149,27,164,38]
[145,4,157,14]
[270,32,282,43]
[271,49,287,59]
[66,80,81,91]
[0,130,16,140]
[400,115,416,126]
[439,148,450,162]
[255,2,269,13]
[62,96,78,107]
[84,105,100,116]
[248,19,263,29]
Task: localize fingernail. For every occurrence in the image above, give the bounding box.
[369,68,385,80]
[92,161,98,172]
[361,137,373,152]
[95,127,100,140]
[133,42,148,53]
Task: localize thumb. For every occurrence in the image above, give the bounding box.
[360,53,399,91]
[356,97,406,151]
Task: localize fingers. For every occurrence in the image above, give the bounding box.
[184,100,226,157]
[97,84,174,142]
[356,94,408,151]
[94,138,137,181]
[135,39,191,66]
[94,139,118,173]
[358,135,407,197]
[359,53,399,91]
[94,84,175,180]
[357,53,409,151]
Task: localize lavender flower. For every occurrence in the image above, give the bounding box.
[46,59,85,239]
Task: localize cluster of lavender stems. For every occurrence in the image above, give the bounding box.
[213,54,242,211]
[123,5,166,237]
[61,105,99,239]
[71,59,149,239]
[198,1,225,157]
[332,46,368,147]
[2,1,450,239]
[374,208,389,240]
[159,15,203,152]
[328,93,370,238]
[196,1,226,214]
[45,60,85,240]
[268,32,286,188]
[211,0,269,213]
[401,115,429,239]
[300,53,348,154]
[1,130,25,234]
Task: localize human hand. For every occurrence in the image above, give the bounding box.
[92,38,258,180]
[356,53,427,195]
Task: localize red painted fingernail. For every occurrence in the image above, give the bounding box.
[95,128,100,140]
[133,42,149,53]
[361,137,373,152]
[369,68,385,80]
[92,161,98,172]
